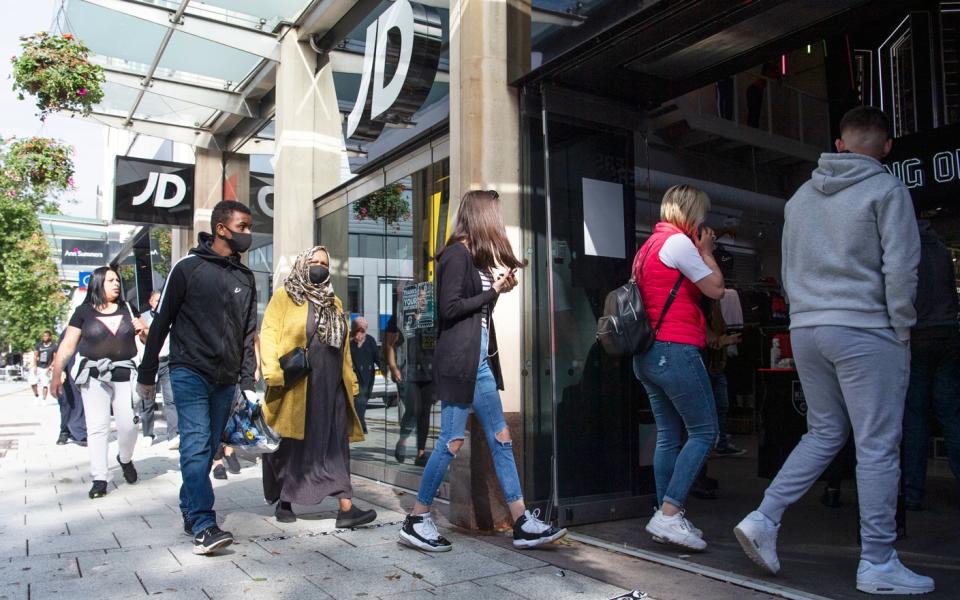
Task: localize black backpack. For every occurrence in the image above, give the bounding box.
[596,245,684,357]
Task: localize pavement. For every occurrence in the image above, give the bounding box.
[0,382,780,600]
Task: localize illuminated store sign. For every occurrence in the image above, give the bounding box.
[885,124,960,206]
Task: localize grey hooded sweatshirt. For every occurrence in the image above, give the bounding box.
[782,152,920,341]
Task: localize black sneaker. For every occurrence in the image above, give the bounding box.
[116,455,138,484]
[394,439,406,463]
[73,438,87,447]
[336,505,377,528]
[398,513,452,552]
[224,452,241,475]
[88,480,108,499]
[56,432,69,445]
[414,453,428,467]
[182,512,194,536]
[275,501,296,523]
[212,464,228,480]
[192,525,234,555]
[513,509,568,549]
[714,444,747,457]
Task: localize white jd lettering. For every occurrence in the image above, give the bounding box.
[131,172,187,208]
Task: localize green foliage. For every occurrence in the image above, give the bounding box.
[150,227,173,279]
[0,136,72,351]
[353,183,411,227]
[11,32,105,121]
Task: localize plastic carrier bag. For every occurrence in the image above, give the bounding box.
[222,389,281,454]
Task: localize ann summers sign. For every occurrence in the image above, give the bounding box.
[61,240,108,266]
[346,0,442,143]
[114,157,194,227]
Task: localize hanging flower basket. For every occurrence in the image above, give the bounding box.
[353,183,411,226]
[11,32,105,120]
[3,137,75,192]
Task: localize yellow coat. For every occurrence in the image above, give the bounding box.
[259,287,363,442]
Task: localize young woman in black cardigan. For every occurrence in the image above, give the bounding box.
[399,190,567,551]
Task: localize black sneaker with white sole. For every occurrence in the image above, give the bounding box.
[398,513,452,552]
[513,509,568,549]
[192,525,234,555]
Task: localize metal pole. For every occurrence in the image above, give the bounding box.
[540,82,561,525]
[124,0,192,126]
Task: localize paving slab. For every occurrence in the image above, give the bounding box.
[476,565,629,599]
[306,565,434,600]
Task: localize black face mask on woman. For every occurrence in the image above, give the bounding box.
[220,228,252,254]
[309,266,330,284]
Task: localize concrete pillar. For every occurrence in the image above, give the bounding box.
[447,0,531,531]
[273,28,344,286]
[185,147,225,256]
[223,153,251,207]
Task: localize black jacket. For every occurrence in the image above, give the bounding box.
[137,233,258,389]
[914,220,959,331]
[433,243,503,403]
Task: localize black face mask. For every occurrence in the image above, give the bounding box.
[309,265,330,285]
[220,228,252,254]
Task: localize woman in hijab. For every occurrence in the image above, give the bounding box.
[259,246,377,526]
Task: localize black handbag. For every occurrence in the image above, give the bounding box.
[596,245,684,357]
[278,326,318,387]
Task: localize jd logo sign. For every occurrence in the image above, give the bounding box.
[114,157,194,227]
[346,0,442,143]
[249,173,274,231]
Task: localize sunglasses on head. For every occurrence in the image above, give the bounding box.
[485,189,499,199]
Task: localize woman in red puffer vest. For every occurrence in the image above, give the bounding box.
[633,184,726,552]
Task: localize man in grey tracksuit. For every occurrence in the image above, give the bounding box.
[734,106,934,595]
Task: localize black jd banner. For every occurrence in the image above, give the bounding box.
[61,239,108,266]
[114,157,194,227]
[250,172,274,231]
[885,123,960,210]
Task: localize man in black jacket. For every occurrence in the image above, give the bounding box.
[902,219,960,511]
[137,200,257,555]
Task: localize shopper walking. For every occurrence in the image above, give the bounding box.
[140,290,179,449]
[632,185,725,551]
[34,330,57,405]
[734,106,933,595]
[259,246,376,528]
[902,219,960,511]
[399,190,566,552]
[386,306,435,467]
[136,200,259,556]
[55,329,86,446]
[349,316,379,434]
[50,267,147,499]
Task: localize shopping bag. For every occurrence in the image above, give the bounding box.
[222,389,281,454]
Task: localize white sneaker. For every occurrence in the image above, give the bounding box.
[138,435,155,449]
[168,435,180,451]
[856,551,934,595]
[512,509,568,549]
[734,511,780,574]
[399,512,452,552]
[645,509,706,551]
[652,509,702,543]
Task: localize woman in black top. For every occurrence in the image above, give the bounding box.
[349,316,379,434]
[398,190,567,552]
[52,267,148,499]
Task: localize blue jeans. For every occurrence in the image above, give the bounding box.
[170,368,236,534]
[634,341,718,508]
[903,330,960,504]
[710,372,730,449]
[416,328,523,506]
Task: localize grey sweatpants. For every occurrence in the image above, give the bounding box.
[758,326,909,564]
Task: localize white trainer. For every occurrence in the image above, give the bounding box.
[856,551,934,595]
[734,511,781,574]
[651,509,702,544]
[138,435,155,449]
[645,509,706,551]
[168,435,180,450]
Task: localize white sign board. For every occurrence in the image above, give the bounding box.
[582,178,625,259]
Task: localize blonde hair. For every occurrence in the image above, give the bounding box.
[660,184,710,232]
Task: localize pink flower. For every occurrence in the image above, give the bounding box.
[67,176,74,186]
[7,190,15,198]
[77,88,88,96]
[360,207,367,215]
[63,34,74,40]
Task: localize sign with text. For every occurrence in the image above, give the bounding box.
[250,172,274,231]
[346,0,443,142]
[61,240,108,266]
[401,281,435,333]
[114,157,194,227]
[885,124,960,208]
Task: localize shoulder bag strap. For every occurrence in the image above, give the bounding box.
[653,273,686,334]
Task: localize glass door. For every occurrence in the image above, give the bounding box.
[527,104,655,526]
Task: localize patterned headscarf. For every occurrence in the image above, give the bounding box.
[283,246,345,349]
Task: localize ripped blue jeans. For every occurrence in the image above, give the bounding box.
[634,341,718,509]
[416,328,523,506]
